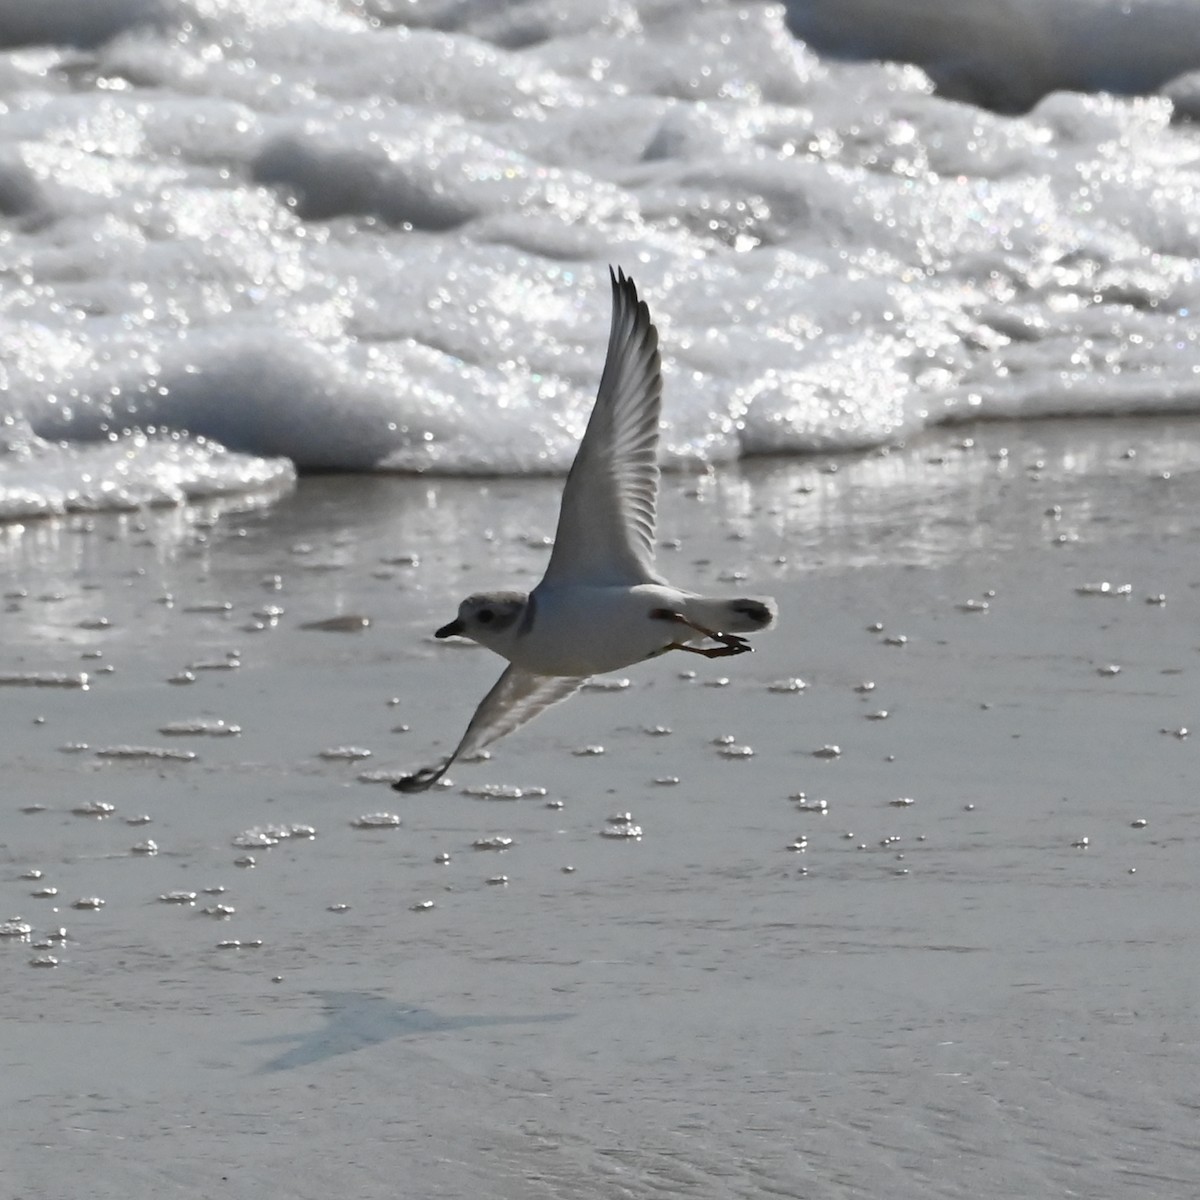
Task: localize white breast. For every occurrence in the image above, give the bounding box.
[506,583,686,677]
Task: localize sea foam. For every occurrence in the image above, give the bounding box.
[2,0,1199,516]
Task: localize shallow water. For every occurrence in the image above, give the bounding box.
[2,418,1198,1198]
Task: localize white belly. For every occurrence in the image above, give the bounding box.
[506,584,685,677]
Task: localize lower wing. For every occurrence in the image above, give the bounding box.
[392,665,588,793]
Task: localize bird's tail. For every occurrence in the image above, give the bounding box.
[683,595,778,635]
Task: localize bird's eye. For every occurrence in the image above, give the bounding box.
[477,609,495,625]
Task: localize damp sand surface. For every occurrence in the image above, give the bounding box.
[2,419,1199,1199]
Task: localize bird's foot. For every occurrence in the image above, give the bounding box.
[652,609,752,657]
[665,639,752,658]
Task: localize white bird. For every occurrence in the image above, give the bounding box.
[394,268,777,792]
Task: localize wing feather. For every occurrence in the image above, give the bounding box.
[540,267,663,587]
[392,666,587,793]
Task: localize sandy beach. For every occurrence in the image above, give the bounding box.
[2,417,1198,1199]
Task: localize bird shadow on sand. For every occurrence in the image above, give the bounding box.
[249,990,571,1073]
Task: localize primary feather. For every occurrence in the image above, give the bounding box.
[540,267,664,588]
[393,666,587,792]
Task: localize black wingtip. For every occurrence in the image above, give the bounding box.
[607,265,653,343]
[610,264,637,297]
[391,761,450,793]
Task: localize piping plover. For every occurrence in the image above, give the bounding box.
[395,268,776,792]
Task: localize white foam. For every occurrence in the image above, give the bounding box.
[1,0,1199,512]
[0,418,293,519]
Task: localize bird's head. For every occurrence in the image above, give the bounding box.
[436,591,528,649]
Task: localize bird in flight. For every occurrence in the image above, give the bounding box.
[394,268,777,792]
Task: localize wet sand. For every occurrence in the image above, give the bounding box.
[2,418,1199,1199]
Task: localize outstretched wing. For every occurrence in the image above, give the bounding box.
[392,665,588,793]
[540,267,664,588]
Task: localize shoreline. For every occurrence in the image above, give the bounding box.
[2,415,1198,1199]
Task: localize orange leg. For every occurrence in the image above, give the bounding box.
[651,609,752,656]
